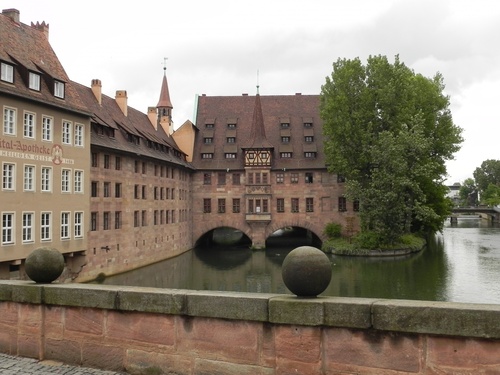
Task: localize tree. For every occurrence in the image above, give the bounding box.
[320,55,463,244]
[481,183,500,206]
[473,159,500,194]
[458,178,478,206]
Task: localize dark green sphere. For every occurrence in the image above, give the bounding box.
[282,246,332,297]
[25,247,65,283]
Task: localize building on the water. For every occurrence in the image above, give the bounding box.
[0,8,359,281]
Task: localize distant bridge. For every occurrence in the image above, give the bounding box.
[450,206,500,223]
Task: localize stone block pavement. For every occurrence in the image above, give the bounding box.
[0,353,127,374]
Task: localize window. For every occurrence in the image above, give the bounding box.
[103,212,110,230]
[248,199,254,213]
[232,198,240,213]
[103,155,110,169]
[255,173,261,184]
[54,80,65,98]
[306,198,314,212]
[61,169,71,193]
[218,199,226,213]
[305,136,314,142]
[134,211,140,227]
[28,72,41,90]
[218,172,226,185]
[2,213,14,244]
[41,212,51,240]
[248,173,254,185]
[276,173,284,184]
[41,167,52,192]
[225,153,236,159]
[91,212,98,231]
[134,160,140,173]
[277,198,285,213]
[62,121,72,144]
[42,116,53,141]
[3,108,16,135]
[227,137,236,143]
[103,182,110,197]
[154,187,158,200]
[291,198,299,213]
[2,163,15,190]
[203,173,211,185]
[61,212,70,239]
[232,173,240,185]
[262,173,268,184]
[304,122,313,128]
[263,199,269,213]
[74,170,83,193]
[74,124,84,146]
[338,197,347,212]
[204,137,213,144]
[291,173,299,184]
[22,212,34,242]
[91,153,99,168]
[142,162,147,174]
[24,165,35,191]
[115,157,121,170]
[142,185,147,199]
[353,200,360,212]
[203,199,211,213]
[205,123,214,129]
[305,152,316,158]
[0,62,14,83]
[23,112,35,138]
[228,123,236,129]
[337,175,346,183]
[305,172,313,183]
[141,210,147,226]
[280,152,292,158]
[201,153,213,159]
[134,185,140,199]
[114,183,121,198]
[74,212,83,238]
[114,211,121,229]
[91,181,98,197]
[281,122,290,128]
[281,136,290,143]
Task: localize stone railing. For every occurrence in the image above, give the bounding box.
[0,280,499,374]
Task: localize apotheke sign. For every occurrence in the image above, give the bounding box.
[0,139,74,165]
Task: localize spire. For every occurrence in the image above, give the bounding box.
[245,88,273,149]
[157,66,173,109]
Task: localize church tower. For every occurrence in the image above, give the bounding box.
[157,62,173,135]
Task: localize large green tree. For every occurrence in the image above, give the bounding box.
[473,159,500,194]
[320,55,463,244]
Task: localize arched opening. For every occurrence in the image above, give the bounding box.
[195,226,251,247]
[266,226,322,248]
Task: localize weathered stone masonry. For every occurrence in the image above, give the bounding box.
[0,281,499,374]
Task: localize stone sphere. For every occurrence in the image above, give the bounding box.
[282,246,332,297]
[25,247,65,283]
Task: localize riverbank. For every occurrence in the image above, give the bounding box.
[322,235,426,257]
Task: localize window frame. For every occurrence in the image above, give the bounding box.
[54,80,65,98]
[74,212,83,238]
[61,212,70,239]
[23,165,35,192]
[28,72,41,91]
[22,212,34,243]
[3,107,16,135]
[40,212,51,241]
[23,111,35,139]
[2,162,15,191]
[2,212,15,245]
[0,62,14,83]
[42,116,53,142]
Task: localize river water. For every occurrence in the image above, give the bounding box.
[98,218,500,304]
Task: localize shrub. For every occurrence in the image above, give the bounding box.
[324,222,342,239]
[354,231,382,250]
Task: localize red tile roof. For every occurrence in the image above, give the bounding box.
[192,94,325,170]
[0,10,88,114]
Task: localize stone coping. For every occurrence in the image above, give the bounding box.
[0,280,499,340]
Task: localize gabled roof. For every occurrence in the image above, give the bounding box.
[0,10,88,114]
[192,94,325,170]
[242,93,274,149]
[72,81,192,169]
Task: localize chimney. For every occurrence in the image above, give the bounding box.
[31,21,49,39]
[91,79,102,105]
[2,9,20,24]
[147,107,157,130]
[115,90,127,116]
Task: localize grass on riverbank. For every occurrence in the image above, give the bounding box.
[322,233,426,256]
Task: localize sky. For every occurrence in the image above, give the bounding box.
[8,0,500,185]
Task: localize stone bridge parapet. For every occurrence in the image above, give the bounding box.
[0,281,499,374]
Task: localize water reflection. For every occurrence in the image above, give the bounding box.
[96,218,500,304]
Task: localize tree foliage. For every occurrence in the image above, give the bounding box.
[473,159,500,194]
[320,55,463,244]
[458,178,478,206]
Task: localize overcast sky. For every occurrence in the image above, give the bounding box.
[10,0,500,184]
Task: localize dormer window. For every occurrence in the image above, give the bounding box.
[29,72,40,91]
[54,80,65,98]
[1,62,14,83]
